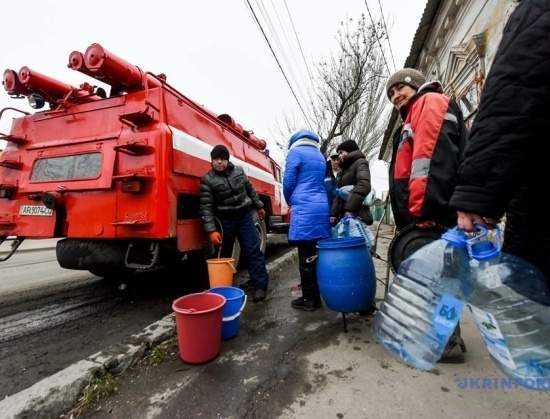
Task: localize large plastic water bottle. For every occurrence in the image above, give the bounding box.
[332,214,373,246]
[336,185,377,207]
[468,238,550,389]
[373,228,471,370]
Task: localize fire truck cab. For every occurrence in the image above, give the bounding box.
[0,43,288,275]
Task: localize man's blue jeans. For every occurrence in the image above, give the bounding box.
[220,210,269,291]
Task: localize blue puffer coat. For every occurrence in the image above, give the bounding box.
[283,131,331,241]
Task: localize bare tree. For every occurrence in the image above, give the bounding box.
[312,15,388,157]
[274,15,388,162]
[337,53,388,160]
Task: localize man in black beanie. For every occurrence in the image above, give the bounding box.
[210,144,230,161]
[335,139,359,154]
[199,144,269,302]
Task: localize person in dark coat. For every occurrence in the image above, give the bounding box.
[199,144,269,302]
[386,68,468,362]
[331,140,373,225]
[283,130,331,311]
[450,0,550,280]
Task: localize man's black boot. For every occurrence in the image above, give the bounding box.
[252,288,267,302]
[239,280,254,291]
[359,303,377,316]
[291,296,321,311]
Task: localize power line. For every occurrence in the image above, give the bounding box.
[269,0,301,67]
[256,0,310,109]
[363,0,392,76]
[244,0,311,125]
[251,0,313,121]
[282,0,315,85]
[376,0,397,72]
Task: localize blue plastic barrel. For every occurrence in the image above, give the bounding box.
[317,237,376,313]
[208,287,247,340]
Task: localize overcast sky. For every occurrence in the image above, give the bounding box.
[0,0,426,194]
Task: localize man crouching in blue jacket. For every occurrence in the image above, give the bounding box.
[283,130,331,311]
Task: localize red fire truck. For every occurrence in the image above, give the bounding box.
[0,43,288,275]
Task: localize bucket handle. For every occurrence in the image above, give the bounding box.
[223,294,247,322]
[178,308,197,314]
[225,259,237,273]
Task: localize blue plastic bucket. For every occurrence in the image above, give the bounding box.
[317,236,376,313]
[209,286,247,340]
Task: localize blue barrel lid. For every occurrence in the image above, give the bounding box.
[441,227,468,248]
[317,236,366,249]
[470,240,500,261]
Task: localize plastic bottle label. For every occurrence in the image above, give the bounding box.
[434,294,463,336]
[468,304,516,371]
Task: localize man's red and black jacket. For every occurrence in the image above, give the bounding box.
[388,82,468,230]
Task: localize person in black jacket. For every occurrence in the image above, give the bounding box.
[451,0,550,281]
[199,144,269,302]
[331,140,373,226]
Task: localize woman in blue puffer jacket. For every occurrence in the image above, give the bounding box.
[283,130,330,311]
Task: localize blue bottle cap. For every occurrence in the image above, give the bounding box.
[442,228,468,248]
[470,241,500,261]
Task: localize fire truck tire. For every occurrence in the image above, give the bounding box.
[234,211,266,268]
[252,210,268,254]
[231,240,242,267]
[210,211,265,268]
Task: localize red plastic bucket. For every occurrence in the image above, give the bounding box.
[172,292,226,364]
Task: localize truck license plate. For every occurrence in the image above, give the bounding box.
[19,205,53,216]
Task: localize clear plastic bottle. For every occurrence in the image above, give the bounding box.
[336,185,376,207]
[468,240,550,390]
[373,228,471,370]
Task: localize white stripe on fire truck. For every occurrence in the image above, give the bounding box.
[169,126,276,185]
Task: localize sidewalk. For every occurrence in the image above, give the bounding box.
[73,224,548,419]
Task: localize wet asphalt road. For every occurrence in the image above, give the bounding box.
[0,235,291,398]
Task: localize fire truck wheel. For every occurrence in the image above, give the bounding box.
[231,240,242,267]
[233,211,266,269]
[211,211,266,267]
[252,210,268,254]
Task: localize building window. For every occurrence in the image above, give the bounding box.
[458,83,479,127]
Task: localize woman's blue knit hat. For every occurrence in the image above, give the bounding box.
[288,130,320,147]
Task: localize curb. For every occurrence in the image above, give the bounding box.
[0,248,298,419]
[1,240,59,257]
